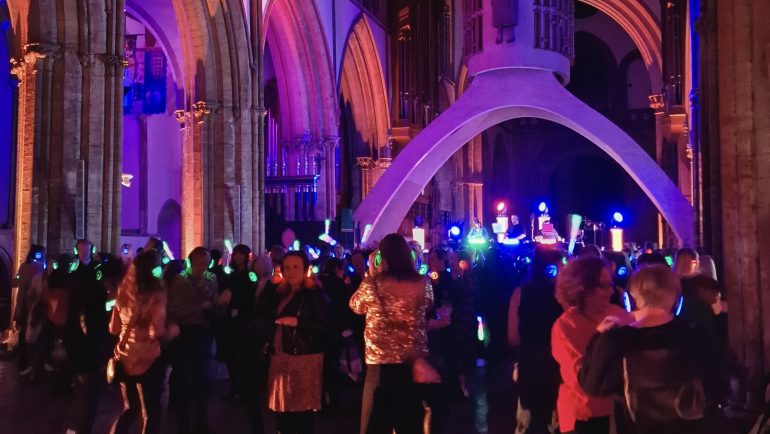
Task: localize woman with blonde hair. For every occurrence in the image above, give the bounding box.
[551,257,629,434]
[109,250,178,434]
[259,250,330,434]
[579,265,713,434]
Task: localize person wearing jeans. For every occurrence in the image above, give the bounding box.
[350,234,434,434]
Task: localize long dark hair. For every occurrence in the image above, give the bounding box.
[230,244,252,270]
[379,233,421,282]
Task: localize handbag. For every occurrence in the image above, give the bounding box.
[371,278,441,384]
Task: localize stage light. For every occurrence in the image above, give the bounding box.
[610,228,623,252]
[496,202,506,213]
[361,224,373,244]
[449,226,461,237]
[538,202,547,213]
[412,227,425,249]
[612,212,624,224]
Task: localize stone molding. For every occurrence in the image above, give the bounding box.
[648,93,665,111]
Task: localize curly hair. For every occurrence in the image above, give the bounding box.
[555,256,607,311]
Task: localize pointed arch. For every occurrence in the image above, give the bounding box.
[339,15,390,155]
[580,0,662,91]
[264,0,337,139]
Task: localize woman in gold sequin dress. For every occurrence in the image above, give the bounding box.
[261,251,330,434]
[350,233,434,434]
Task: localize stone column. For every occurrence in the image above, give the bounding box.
[176,101,213,256]
[324,136,340,220]
[11,43,60,272]
[717,0,770,405]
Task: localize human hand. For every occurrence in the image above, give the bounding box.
[596,315,627,333]
[275,316,298,327]
[167,323,180,340]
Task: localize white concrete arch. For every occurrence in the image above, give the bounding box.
[354,68,694,246]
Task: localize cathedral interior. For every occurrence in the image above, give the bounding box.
[0,0,770,418]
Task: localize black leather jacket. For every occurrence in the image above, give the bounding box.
[258,281,330,356]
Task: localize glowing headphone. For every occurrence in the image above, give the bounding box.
[545,264,558,278]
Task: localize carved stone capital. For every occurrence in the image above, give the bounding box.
[23,42,61,63]
[376,159,392,169]
[79,54,95,69]
[10,58,26,78]
[192,101,215,120]
[648,93,665,111]
[98,54,128,67]
[324,136,340,150]
[356,157,375,170]
[175,110,190,124]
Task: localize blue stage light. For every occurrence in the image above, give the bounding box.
[538,202,547,213]
[612,212,624,223]
[449,226,461,237]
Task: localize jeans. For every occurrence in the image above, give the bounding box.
[360,364,423,434]
[111,358,164,434]
[171,325,212,434]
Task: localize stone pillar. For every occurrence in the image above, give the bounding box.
[716,0,770,405]
[324,137,340,220]
[11,43,60,272]
[357,157,376,198]
[176,101,213,256]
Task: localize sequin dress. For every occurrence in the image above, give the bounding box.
[267,291,324,412]
[349,275,433,364]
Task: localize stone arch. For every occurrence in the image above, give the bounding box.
[157,199,182,257]
[354,69,694,246]
[339,15,390,156]
[579,0,662,91]
[264,0,337,140]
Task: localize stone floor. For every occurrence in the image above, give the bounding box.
[0,356,756,434]
[0,357,516,434]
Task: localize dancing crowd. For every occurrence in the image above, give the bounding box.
[9,233,733,434]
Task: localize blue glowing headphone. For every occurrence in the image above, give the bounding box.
[545,264,558,278]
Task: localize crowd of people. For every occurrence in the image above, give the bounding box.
[7,232,735,434]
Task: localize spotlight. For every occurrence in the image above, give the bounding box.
[538,202,548,213]
[449,226,461,237]
[496,202,506,213]
[612,212,624,224]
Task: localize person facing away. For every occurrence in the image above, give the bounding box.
[578,265,716,434]
[350,233,434,434]
[508,247,566,434]
[551,256,631,434]
[109,250,179,434]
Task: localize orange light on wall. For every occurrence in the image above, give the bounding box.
[610,228,624,252]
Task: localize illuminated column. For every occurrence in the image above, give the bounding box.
[357,157,376,198]
[176,101,213,256]
[11,44,60,272]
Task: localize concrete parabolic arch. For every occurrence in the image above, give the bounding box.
[354,68,694,247]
